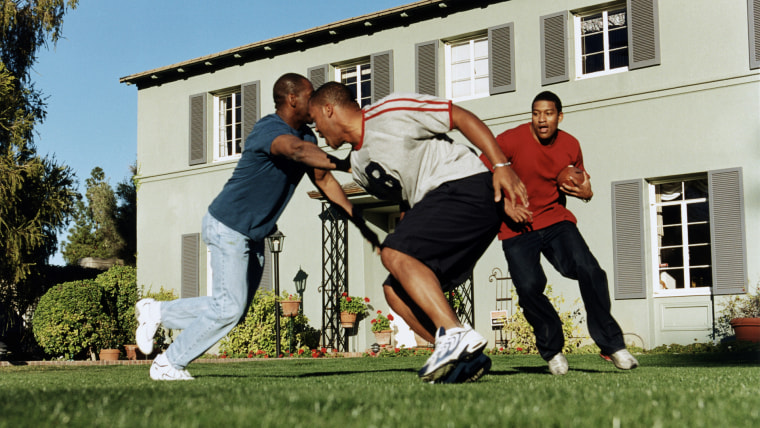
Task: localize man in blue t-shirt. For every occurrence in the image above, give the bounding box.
[134,73,376,380]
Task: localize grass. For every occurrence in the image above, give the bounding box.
[1,353,758,427]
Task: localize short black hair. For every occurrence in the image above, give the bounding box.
[532,91,562,113]
[310,81,359,110]
[273,73,310,109]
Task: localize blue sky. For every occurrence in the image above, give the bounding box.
[33,0,409,264]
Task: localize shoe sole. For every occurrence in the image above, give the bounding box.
[437,353,492,384]
[420,346,487,383]
[135,300,157,355]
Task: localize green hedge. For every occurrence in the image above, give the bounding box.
[32,280,115,359]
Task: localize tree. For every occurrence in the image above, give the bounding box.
[61,167,127,264]
[0,1,79,350]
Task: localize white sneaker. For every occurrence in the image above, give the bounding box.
[150,353,194,381]
[609,349,639,370]
[418,324,487,383]
[548,353,568,375]
[135,298,161,355]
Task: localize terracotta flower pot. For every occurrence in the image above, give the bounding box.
[281,300,301,317]
[99,348,120,361]
[373,330,392,347]
[340,311,357,328]
[730,317,760,342]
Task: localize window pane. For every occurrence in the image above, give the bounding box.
[687,222,710,245]
[661,247,683,268]
[474,58,489,76]
[451,43,470,62]
[686,201,709,223]
[452,62,472,80]
[661,224,682,246]
[661,205,681,226]
[684,179,708,199]
[689,244,712,266]
[582,32,604,55]
[583,52,605,74]
[581,14,603,34]
[452,80,470,98]
[360,81,371,99]
[609,48,629,69]
[660,270,684,289]
[473,39,488,57]
[474,76,489,95]
[689,267,712,288]
[608,27,628,50]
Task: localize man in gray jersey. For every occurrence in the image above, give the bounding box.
[309,82,531,383]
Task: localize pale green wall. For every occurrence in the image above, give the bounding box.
[132,0,759,351]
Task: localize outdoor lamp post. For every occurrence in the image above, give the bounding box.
[293,267,308,309]
[266,230,285,358]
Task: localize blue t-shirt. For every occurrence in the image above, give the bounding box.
[208,113,316,241]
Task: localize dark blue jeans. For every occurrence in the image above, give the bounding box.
[502,221,625,360]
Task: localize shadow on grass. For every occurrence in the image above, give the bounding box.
[640,351,760,367]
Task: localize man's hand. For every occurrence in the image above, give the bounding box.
[560,171,593,201]
[492,166,532,222]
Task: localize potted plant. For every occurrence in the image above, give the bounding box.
[370,310,394,347]
[280,292,301,317]
[339,293,369,328]
[717,288,760,342]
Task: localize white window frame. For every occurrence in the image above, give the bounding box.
[648,177,712,297]
[444,35,489,102]
[573,5,629,80]
[212,88,243,162]
[334,59,372,108]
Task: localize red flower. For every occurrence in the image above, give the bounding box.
[298,349,304,355]
[321,347,327,353]
[256,349,264,355]
[364,297,370,303]
[247,352,253,358]
[346,297,352,302]
[371,319,377,324]
[387,314,394,321]
[342,292,347,297]
[220,354,227,359]
[332,349,338,353]
[516,347,523,351]
[377,310,382,314]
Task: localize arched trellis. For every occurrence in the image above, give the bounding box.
[317,203,349,351]
[447,274,475,327]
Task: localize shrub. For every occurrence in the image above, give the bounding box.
[32,280,116,359]
[499,285,585,355]
[95,266,138,347]
[219,290,319,356]
[714,287,760,340]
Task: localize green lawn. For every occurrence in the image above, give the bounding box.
[1,353,758,427]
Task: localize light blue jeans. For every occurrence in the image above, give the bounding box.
[162,212,264,369]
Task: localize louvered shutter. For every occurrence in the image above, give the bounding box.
[241,81,260,147]
[749,0,760,69]
[709,168,748,295]
[627,0,661,70]
[611,179,646,299]
[308,64,330,90]
[489,22,516,94]
[371,50,394,103]
[188,94,207,165]
[415,40,438,96]
[540,11,569,86]
[181,233,200,298]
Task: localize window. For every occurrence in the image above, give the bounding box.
[650,178,712,296]
[445,35,489,101]
[336,61,372,108]
[574,6,629,78]
[213,89,243,161]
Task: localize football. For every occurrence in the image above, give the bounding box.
[556,166,585,187]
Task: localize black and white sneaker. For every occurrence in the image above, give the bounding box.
[150,353,194,381]
[418,324,487,383]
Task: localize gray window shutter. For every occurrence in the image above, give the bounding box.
[308,64,330,90]
[709,168,748,295]
[611,179,646,299]
[489,22,516,95]
[259,246,273,292]
[415,40,438,96]
[540,11,569,86]
[181,233,200,298]
[627,0,661,70]
[371,50,394,103]
[241,81,260,148]
[188,94,207,166]
[749,0,760,69]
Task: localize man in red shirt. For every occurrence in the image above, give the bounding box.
[481,91,638,375]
